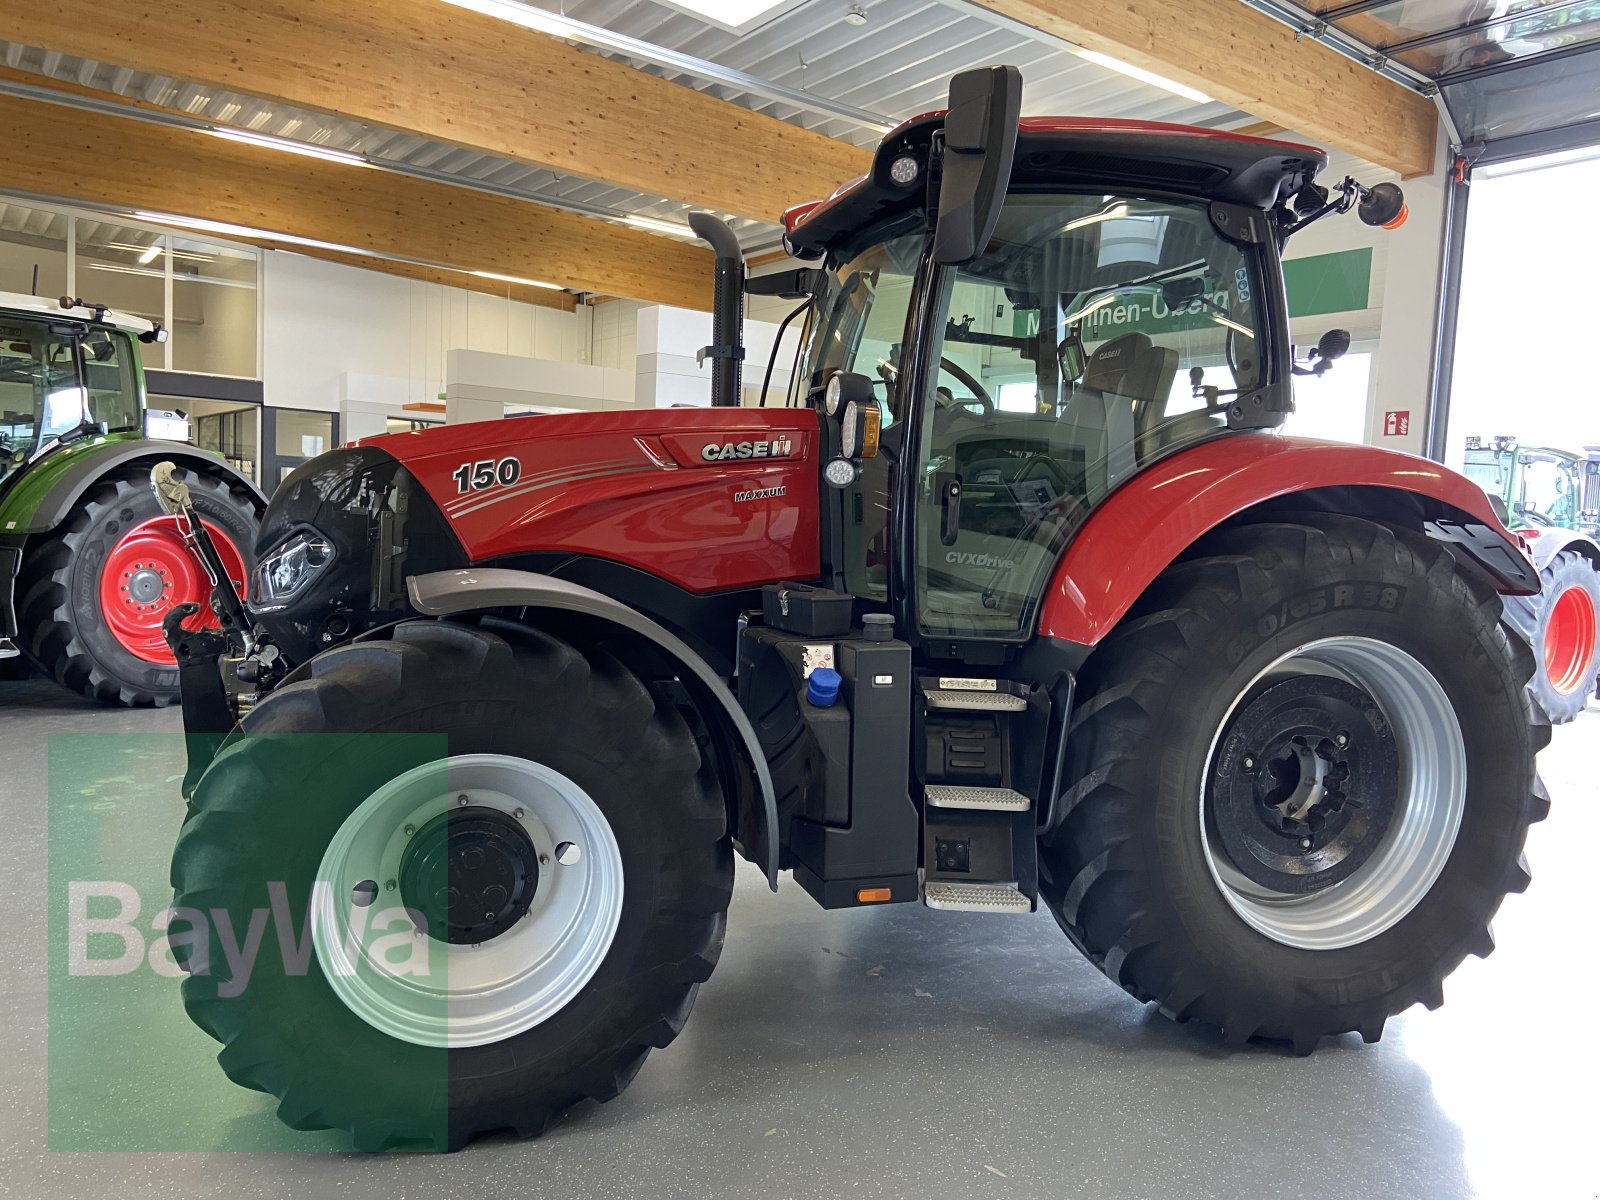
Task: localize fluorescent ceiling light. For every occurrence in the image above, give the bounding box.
[207,126,371,168]
[438,0,577,37]
[88,263,165,280]
[1073,49,1214,106]
[136,243,161,265]
[471,269,562,291]
[620,214,697,239]
[133,211,354,254]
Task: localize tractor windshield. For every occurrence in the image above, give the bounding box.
[0,316,86,489]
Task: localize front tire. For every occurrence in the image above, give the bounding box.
[170,618,732,1150]
[1040,517,1549,1052]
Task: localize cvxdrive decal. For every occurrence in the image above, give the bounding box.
[700,437,795,463]
[945,550,1018,570]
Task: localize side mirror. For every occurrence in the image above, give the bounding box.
[1358,182,1408,229]
[931,65,1023,266]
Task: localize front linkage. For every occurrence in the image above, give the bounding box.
[150,462,285,787]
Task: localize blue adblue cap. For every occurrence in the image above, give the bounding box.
[807,667,842,707]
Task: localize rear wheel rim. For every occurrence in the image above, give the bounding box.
[1201,637,1467,950]
[1544,583,1598,696]
[312,753,625,1048]
[98,515,246,664]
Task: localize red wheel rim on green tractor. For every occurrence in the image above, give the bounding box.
[1544,582,1599,697]
[97,515,248,664]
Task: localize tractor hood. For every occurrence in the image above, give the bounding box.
[253,407,821,663]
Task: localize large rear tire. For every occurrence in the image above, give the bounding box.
[170,618,732,1150]
[16,468,255,706]
[1039,517,1549,1052]
[1504,546,1600,724]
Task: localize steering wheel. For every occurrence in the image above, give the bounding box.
[937,356,994,416]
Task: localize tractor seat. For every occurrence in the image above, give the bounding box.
[1056,332,1178,500]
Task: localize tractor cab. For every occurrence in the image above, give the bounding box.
[0,294,166,491]
[767,74,1349,661]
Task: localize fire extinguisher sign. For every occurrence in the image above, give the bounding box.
[1382,410,1411,437]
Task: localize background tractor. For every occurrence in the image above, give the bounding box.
[0,292,261,705]
[155,67,1547,1152]
[1463,434,1600,721]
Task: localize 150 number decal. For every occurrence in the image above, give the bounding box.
[451,456,522,494]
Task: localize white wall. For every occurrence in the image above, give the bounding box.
[261,250,595,417]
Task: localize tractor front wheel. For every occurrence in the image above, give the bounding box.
[1040,517,1549,1052]
[1504,546,1600,724]
[16,468,255,706]
[170,618,732,1150]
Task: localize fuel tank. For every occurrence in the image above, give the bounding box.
[363,408,822,592]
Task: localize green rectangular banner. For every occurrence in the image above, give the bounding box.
[1284,247,1373,318]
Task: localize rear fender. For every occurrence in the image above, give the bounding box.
[407,567,780,889]
[1038,436,1539,646]
[1516,527,1600,574]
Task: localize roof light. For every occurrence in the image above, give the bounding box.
[652,0,802,34]
[132,211,354,253]
[470,270,563,291]
[207,127,372,168]
[619,215,698,239]
[1073,49,1214,106]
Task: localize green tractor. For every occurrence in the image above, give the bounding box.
[0,292,262,706]
[1463,434,1600,722]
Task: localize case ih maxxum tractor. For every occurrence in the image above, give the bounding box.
[153,69,1549,1150]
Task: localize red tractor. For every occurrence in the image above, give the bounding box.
[154,68,1548,1151]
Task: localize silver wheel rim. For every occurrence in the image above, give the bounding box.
[1200,636,1466,950]
[312,753,624,1048]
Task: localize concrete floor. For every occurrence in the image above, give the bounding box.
[1,674,1596,1200]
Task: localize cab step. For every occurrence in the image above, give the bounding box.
[925,784,1030,812]
[922,880,1033,913]
[923,688,1028,713]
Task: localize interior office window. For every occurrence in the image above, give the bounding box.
[75,220,167,367]
[171,241,258,377]
[184,397,261,483]
[0,202,68,299]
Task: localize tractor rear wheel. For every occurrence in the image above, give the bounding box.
[15,468,254,706]
[1039,516,1549,1052]
[169,618,732,1151]
[1504,547,1600,724]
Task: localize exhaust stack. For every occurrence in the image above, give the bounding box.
[689,212,746,408]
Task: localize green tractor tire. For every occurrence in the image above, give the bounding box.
[15,466,256,706]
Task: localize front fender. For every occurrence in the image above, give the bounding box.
[407,567,780,889]
[1517,526,1600,574]
[1038,435,1539,646]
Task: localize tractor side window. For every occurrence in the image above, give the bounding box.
[802,219,924,600]
[83,330,140,432]
[0,319,83,484]
[915,193,1266,638]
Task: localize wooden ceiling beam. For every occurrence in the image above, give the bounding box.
[969,0,1438,177]
[0,88,713,310]
[9,0,873,225]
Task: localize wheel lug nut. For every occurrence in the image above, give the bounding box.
[1242,755,1255,770]
[403,824,416,837]
[385,878,396,891]
[512,807,525,820]
[1300,837,1313,850]
[457,794,469,807]
[1335,732,1349,748]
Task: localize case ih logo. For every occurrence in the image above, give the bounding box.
[700,436,795,462]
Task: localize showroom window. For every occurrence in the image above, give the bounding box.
[0,196,261,378]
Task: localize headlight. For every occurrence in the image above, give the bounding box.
[250,532,334,613]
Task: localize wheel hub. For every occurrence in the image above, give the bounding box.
[399,807,540,945]
[1210,675,1399,896]
[126,567,167,605]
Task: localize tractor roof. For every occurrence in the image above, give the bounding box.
[784,113,1328,257]
[0,290,160,337]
